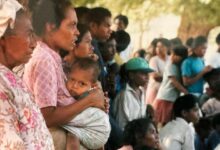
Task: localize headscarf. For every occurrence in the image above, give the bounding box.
[0,0,22,37]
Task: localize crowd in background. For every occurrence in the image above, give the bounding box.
[1,0,220,150]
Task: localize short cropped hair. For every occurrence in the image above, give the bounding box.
[192,36,207,49]
[114,14,129,27]
[172,45,188,60]
[69,57,100,83]
[204,68,220,92]
[173,94,198,118]
[87,7,111,25]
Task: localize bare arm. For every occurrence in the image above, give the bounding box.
[182,66,212,86]
[151,72,163,82]
[169,76,188,94]
[41,88,105,127]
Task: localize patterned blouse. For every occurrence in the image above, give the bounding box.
[0,64,54,150]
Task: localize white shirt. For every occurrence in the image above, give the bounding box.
[159,117,195,150]
[113,84,146,129]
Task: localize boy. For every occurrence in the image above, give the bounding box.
[113,57,154,130]
[64,58,111,149]
[159,94,200,150]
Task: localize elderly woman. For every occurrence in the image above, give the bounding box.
[0,0,54,149]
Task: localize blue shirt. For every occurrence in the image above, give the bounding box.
[181,56,205,94]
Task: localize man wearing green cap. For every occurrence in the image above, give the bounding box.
[113,58,154,130]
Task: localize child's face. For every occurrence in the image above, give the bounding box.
[131,71,149,87]
[184,103,200,124]
[66,68,94,97]
[170,52,182,64]
[194,43,207,57]
[141,123,160,149]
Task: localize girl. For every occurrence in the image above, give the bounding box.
[154,45,188,126]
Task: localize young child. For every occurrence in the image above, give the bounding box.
[63,58,111,149]
[159,94,200,150]
[119,118,160,150]
[154,45,188,126]
[202,68,220,117]
[113,57,154,130]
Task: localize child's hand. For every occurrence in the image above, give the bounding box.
[203,65,213,74]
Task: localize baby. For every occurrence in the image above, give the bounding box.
[63,57,111,149]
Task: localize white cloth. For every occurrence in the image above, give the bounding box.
[63,107,111,149]
[159,117,195,150]
[205,51,220,68]
[202,97,220,117]
[0,0,22,37]
[113,84,146,130]
[215,144,220,150]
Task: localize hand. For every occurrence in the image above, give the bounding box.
[203,65,213,74]
[87,88,105,111]
[104,92,110,113]
[89,53,99,61]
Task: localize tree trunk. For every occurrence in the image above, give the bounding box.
[178,9,215,42]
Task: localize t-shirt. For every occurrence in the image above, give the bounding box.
[181,56,205,94]
[156,62,181,102]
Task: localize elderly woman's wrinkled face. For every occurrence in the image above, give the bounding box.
[4,13,36,67]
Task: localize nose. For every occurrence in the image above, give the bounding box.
[29,33,37,51]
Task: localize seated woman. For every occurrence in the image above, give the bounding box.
[0,0,53,149]
[119,118,161,150]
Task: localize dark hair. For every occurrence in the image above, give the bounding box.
[31,0,73,36]
[186,37,194,48]
[172,45,188,60]
[173,94,198,118]
[123,118,154,147]
[136,49,147,58]
[69,57,100,83]
[75,23,89,45]
[170,37,182,48]
[115,30,131,53]
[157,38,171,49]
[114,14,129,27]
[212,113,220,129]
[87,7,111,25]
[192,35,207,49]
[204,68,220,92]
[215,33,220,45]
[75,6,90,24]
[194,117,212,134]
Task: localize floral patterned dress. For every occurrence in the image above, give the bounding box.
[0,64,54,150]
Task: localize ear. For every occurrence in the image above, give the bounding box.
[181,110,188,118]
[89,22,98,33]
[206,87,214,96]
[45,23,56,34]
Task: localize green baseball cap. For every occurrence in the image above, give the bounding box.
[125,57,154,73]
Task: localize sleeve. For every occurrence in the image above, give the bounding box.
[164,140,182,150]
[167,64,177,77]
[32,59,58,108]
[181,59,192,77]
[149,57,159,72]
[0,91,25,149]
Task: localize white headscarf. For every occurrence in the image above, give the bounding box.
[0,0,22,37]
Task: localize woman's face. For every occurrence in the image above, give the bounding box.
[141,123,160,149]
[74,31,93,58]
[52,8,79,52]
[156,41,167,56]
[4,14,36,67]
